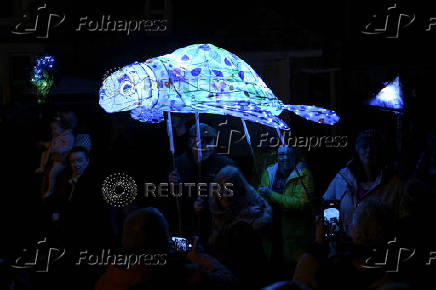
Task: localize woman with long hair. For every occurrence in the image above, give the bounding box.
[323,129,404,237]
[208,165,272,288]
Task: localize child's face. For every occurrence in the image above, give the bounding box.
[50,121,64,136]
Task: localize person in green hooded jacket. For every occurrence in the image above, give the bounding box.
[258,145,314,279]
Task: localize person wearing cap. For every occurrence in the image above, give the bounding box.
[323,129,404,237]
[168,123,236,239]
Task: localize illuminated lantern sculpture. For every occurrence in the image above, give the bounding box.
[99,43,340,162]
[31,55,55,104]
[369,76,404,112]
[99,43,339,129]
[99,43,340,164]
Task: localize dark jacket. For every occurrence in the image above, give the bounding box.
[176,151,237,184]
[95,251,237,290]
[293,242,390,290]
[208,220,269,289]
[59,166,114,249]
[163,151,236,237]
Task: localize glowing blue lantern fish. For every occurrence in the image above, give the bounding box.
[99,43,340,129]
[369,76,404,111]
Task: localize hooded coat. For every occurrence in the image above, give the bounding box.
[260,162,315,266]
[323,162,404,236]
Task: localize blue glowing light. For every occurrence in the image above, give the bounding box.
[31,55,55,99]
[99,44,340,129]
[32,55,54,83]
[369,76,404,111]
[283,105,340,125]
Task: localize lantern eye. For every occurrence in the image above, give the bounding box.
[120,81,134,96]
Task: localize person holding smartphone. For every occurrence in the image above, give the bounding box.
[323,130,404,238]
[293,197,401,290]
[96,207,237,290]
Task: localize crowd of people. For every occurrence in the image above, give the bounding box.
[1,108,436,290]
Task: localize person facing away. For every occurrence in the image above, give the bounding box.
[96,207,237,290]
[208,165,271,288]
[323,129,404,237]
[258,145,315,278]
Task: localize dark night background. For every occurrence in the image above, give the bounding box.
[1,0,435,271]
